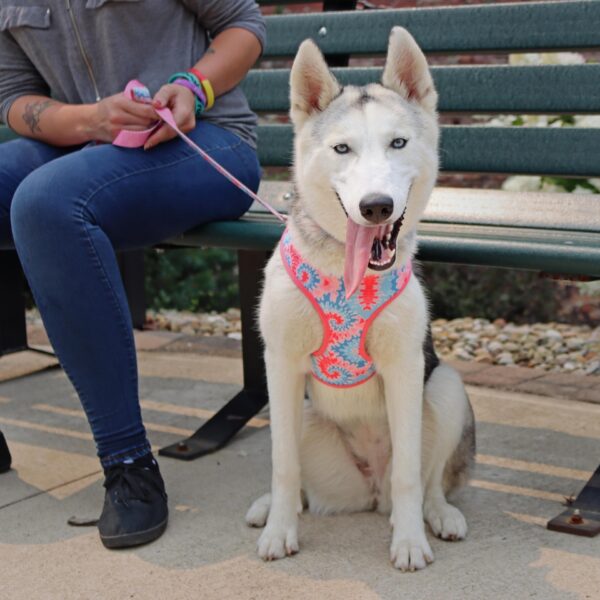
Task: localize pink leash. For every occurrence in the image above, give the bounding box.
[112,80,287,223]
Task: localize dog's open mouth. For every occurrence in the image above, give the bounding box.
[344,208,407,298]
[368,209,406,272]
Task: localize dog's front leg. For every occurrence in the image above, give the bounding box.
[257,349,305,560]
[381,353,433,571]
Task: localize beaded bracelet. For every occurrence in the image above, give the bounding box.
[188,68,215,111]
[167,71,205,116]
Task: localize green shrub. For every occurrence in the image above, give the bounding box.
[144,247,238,312]
[421,263,561,323]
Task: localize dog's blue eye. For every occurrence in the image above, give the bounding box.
[391,138,408,149]
[333,144,350,154]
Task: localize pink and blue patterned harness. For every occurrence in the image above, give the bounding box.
[280,229,412,388]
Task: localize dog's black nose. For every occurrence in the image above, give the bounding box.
[359,194,394,224]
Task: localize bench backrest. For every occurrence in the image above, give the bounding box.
[2,1,598,177]
[250,0,600,179]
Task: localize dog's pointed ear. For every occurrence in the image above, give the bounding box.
[290,39,341,129]
[381,27,437,113]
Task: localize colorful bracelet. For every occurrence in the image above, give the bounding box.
[188,68,215,111]
[172,78,207,114]
[168,71,199,86]
[168,72,205,116]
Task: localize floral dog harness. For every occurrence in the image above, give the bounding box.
[280,229,412,387]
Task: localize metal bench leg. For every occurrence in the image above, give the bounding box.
[117,250,146,330]
[159,249,270,460]
[0,251,28,356]
[0,431,11,473]
[547,463,600,537]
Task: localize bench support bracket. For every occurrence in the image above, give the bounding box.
[159,250,270,460]
[547,463,600,537]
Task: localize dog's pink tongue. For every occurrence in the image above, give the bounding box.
[344,220,377,299]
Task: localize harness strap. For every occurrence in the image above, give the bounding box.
[280,228,412,388]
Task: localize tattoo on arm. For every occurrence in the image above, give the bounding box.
[206,46,216,55]
[22,100,54,134]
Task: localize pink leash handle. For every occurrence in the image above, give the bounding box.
[113,80,287,223]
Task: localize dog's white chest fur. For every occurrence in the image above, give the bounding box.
[308,373,386,424]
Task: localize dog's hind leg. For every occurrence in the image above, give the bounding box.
[246,493,272,528]
[246,490,308,528]
[246,408,373,526]
[421,363,475,541]
[300,409,375,515]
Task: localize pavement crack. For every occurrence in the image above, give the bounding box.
[0,468,102,511]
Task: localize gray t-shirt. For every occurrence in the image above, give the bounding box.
[0,0,265,148]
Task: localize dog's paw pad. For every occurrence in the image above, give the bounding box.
[425,503,467,541]
[390,535,434,572]
[257,526,299,561]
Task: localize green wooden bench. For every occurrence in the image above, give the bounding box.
[1,0,599,534]
[163,0,600,536]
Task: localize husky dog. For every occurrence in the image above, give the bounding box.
[246,27,475,571]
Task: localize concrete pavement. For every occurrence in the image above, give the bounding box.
[0,343,599,600]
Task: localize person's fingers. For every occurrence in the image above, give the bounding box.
[143,123,177,150]
[119,98,158,123]
[144,110,194,149]
[120,124,156,132]
[144,85,197,149]
[170,101,196,133]
[152,85,177,110]
[112,112,157,128]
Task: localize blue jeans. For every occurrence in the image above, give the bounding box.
[0,122,260,467]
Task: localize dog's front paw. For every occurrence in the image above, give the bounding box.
[257,522,299,561]
[424,501,467,541]
[390,531,434,572]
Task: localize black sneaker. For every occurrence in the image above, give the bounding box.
[0,431,11,474]
[98,458,168,549]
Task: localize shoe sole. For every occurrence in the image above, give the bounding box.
[100,517,168,549]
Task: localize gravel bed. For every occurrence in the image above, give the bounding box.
[146,308,243,340]
[27,309,600,376]
[431,317,599,376]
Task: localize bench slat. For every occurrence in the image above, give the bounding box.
[3,124,598,177]
[0,127,16,143]
[264,1,600,57]
[418,222,600,276]
[243,64,600,114]
[251,182,600,234]
[256,124,600,177]
[425,187,600,233]
[165,219,600,278]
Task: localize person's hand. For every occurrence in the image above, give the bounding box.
[144,84,197,150]
[89,93,159,142]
